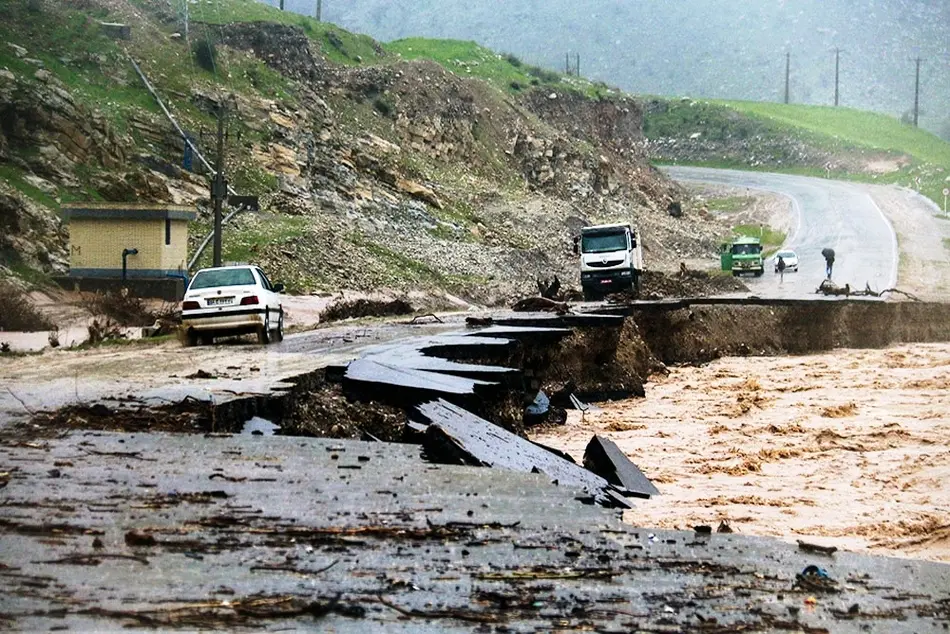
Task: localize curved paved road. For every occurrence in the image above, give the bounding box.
[663,166,899,298]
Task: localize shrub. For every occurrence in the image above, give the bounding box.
[503,53,523,68]
[526,65,561,84]
[319,298,413,323]
[0,279,54,332]
[81,288,179,328]
[373,95,395,117]
[192,37,218,73]
[87,318,124,345]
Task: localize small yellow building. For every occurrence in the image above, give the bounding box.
[62,203,196,279]
[59,203,197,299]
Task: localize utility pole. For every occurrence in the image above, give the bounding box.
[565,52,570,74]
[183,0,189,44]
[575,53,580,77]
[279,0,284,10]
[212,104,227,268]
[913,57,922,127]
[834,48,841,106]
[784,52,790,104]
[316,0,322,21]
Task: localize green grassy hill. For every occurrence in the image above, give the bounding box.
[644,98,950,205]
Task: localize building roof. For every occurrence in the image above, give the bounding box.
[62,203,197,222]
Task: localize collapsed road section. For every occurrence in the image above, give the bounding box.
[4,299,950,630]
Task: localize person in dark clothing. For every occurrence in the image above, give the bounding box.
[822,248,835,279]
[777,255,786,283]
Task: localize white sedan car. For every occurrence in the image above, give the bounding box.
[774,249,799,273]
[180,265,284,346]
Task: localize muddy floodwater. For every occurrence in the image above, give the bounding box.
[533,342,950,562]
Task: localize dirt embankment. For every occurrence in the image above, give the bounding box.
[12,301,950,444]
[632,302,950,365]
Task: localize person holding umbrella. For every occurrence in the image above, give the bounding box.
[822,247,835,279]
[776,254,786,283]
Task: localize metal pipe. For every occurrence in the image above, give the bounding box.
[122,248,138,281]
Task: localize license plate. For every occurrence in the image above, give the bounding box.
[600,279,611,285]
[207,297,232,306]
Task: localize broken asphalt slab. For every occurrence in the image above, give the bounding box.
[584,434,660,499]
[412,399,633,509]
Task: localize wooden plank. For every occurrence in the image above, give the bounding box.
[583,435,659,499]
[413,400,632,509]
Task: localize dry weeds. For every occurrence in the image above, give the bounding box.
[82,289,178,328]
[0,279,54,331]
[319,298,413,323]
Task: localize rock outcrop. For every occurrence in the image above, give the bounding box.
[0,181,67,275]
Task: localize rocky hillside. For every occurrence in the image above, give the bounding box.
[0,0,730,302]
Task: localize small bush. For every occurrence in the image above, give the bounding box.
[192,37,218,73]
[319,298,413,323]
[87,318,124,345]
[509,81,523,92]
[0,279,54,332]
[82,289,179,328]
[373,95,395,117]
[526,65,560,84]
[503,53,523,68]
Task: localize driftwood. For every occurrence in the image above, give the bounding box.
[816,280,921,301]
[536,276,562,300]
[511,297,571,314]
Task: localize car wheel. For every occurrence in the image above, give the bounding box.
[583,289,600,302]
[183,329,198,347]
[273,310,284,343]
[258,315,271,345]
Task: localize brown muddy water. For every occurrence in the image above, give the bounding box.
[533,341,950,562]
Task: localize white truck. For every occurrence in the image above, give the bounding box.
[574,223,644,301]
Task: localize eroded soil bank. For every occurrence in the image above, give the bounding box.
[8,301,950,446]
[533,342,950,562]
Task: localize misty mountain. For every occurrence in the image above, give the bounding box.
[264,0,949,137]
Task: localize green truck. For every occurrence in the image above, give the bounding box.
[720,236,764,277]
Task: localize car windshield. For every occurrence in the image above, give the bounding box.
[582,232,627,254]
[189,268,256,290]
[732,243,762,255]
[777,251,796,259]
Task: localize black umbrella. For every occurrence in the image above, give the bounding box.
[821,248,835,260]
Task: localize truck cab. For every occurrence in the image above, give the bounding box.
[575,223,644,301]
[720,236,764,277]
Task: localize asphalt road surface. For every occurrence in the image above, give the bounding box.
[663,166,899,298]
